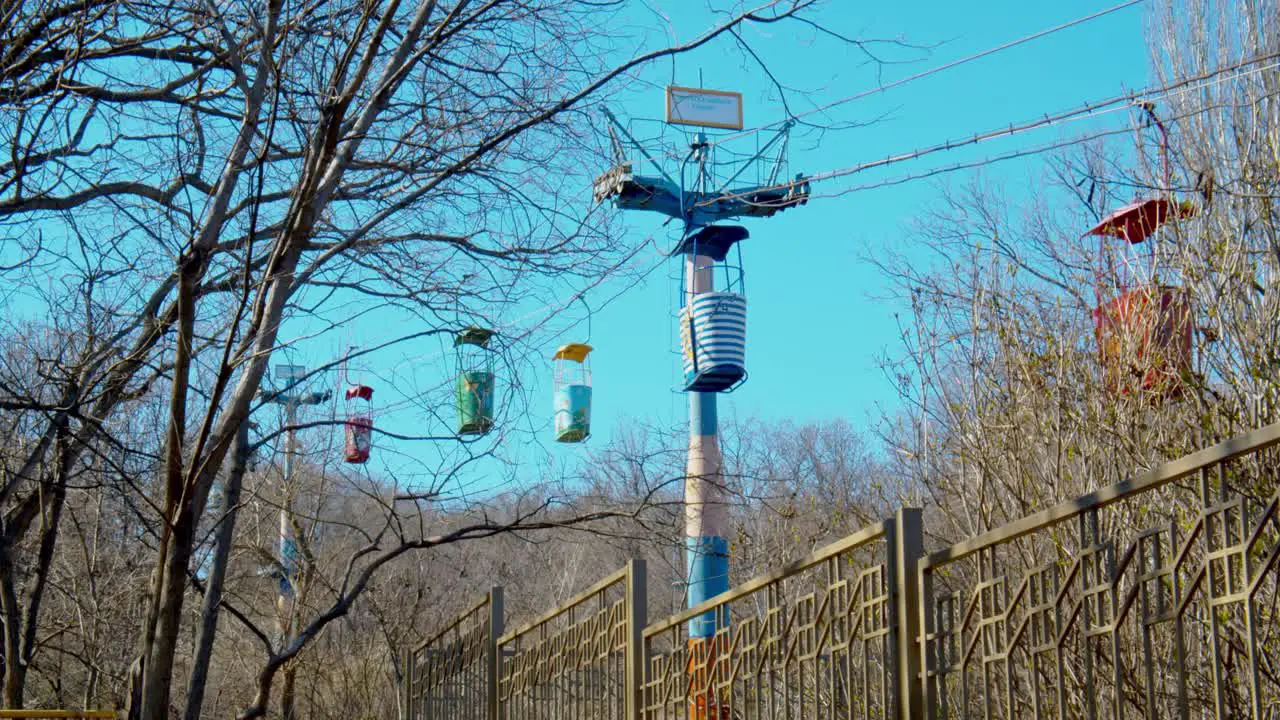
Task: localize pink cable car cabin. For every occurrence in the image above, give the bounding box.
[344,384,374,463]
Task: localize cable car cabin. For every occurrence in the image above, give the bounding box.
[1085,198,1196,245]
[1085,103,1201,399]
[1087,195,1196,399]
[677,225,748,393]
[344,384,374,463]
[552,343,592,442]
[455,327,496,435]
[1093,286,1192,397]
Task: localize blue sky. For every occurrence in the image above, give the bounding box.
[299,1,1158,487]
[3,1,1156,488]
[516,2,1153,463]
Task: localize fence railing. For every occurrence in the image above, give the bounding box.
[496,560,645,720]
[0,707,117,712]
[405,421,1280,719]
[641,514,916,720]
[919,421,1280,719]
[404,588,502,720]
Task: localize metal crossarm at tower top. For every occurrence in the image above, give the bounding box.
[591,162,811,225]
[593,107,810,227]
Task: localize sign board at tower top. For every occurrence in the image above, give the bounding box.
[276,364,306,384]
[665,86,743,130]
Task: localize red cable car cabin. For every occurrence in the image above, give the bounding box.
[1092,285,1192,397]
[1088,199,1196,398]
[1087,102,1206,399]
[344,384,374,464]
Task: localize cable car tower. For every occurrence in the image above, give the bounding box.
[594,86,809,720]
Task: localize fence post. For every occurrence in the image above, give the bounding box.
[401,647,413,720]
[626,559,648,720]
[918,559,938,719]
[488,586,504,720]
[891,508,924,720]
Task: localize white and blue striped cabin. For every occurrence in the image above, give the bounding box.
[680,291,747,392]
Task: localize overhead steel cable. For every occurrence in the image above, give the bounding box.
[737,75,1280,207]
[696,52,1280,209]
[707,0,1146,148]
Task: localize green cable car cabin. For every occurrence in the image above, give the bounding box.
[455,327,495,435]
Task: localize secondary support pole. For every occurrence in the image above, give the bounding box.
[278,401,299,720]
[259,380,329,720]
[684,251,730,720]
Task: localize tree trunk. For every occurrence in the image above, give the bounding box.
[0,429,70,709]
[17,433,70,705]
[280,665,297,720]
[184,419,250,720]
[10,486,66,708]
[0,551,25,709]
[140,507,198,720]
[130,249,203,720]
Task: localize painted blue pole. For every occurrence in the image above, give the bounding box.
[685,389,729,633]
[683,251,730,720]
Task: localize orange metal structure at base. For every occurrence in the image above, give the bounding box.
[686,637,732,720]
[1092,285,1192,397]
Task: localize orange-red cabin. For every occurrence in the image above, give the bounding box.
[1092,286,1192,397]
